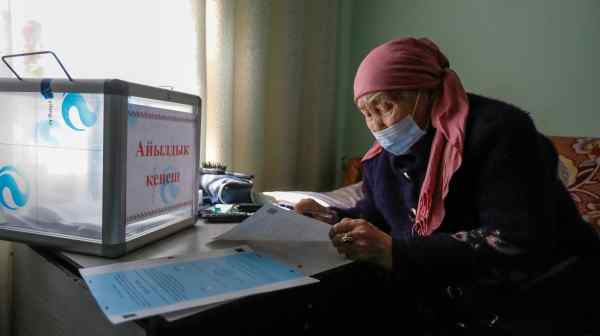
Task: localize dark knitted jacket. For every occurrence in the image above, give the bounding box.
[337,94,599,289]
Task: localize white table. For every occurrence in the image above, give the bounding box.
[12,220,358,336]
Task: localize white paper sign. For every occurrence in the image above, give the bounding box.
[125,102,196,224]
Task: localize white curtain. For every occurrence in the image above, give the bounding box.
[0,1,205,333]
[205,0,340,192]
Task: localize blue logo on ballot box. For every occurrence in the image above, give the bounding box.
[159,166,180,205]
[0,166,29,210]
[62,93,98,131]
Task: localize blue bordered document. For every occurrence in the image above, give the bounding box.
[80,246,318,324]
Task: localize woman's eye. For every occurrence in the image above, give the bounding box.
[382,103,394,114]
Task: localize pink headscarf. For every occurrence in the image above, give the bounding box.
[354,37,469,236]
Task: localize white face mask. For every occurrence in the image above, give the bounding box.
[371,93,426,156]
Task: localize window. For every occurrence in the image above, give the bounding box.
[2,0,201,95]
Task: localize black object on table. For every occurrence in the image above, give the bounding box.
[198,203,263,223]
[200,212,250,223]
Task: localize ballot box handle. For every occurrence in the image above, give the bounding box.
[2,50,74,81]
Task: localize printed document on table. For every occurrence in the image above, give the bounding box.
[80,246,318,324]
[162,241,353,322]
[163,205,351,322]
[214,204,331,242]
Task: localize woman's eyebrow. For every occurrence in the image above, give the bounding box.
[356,103,369,111]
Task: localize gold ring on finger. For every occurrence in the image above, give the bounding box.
[341,232,353,244]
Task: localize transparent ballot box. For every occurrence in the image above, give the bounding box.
[0,78,201,257]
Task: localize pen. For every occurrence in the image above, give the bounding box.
[276,202,294,211]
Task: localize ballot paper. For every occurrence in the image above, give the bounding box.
[161,205,351,322]
[214,203,331,242]
[80,246,318,324]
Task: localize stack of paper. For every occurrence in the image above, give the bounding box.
[215,203,331,242]
[214,204,350,274]
[162,204,351,321]
[80,246,317,324]
[81,204,349,324]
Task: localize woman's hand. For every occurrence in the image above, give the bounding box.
[294,198,337,224]
[329,218,393,270]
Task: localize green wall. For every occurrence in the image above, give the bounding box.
[337,0,600,160]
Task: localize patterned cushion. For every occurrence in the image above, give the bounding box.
[551,136,600,231]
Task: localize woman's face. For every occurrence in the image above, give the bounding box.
[356,91,418,132]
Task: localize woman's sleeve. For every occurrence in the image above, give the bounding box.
[391,113,558,283]
[331,169,385,226]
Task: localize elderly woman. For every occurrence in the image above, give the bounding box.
[295,38,598,334]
